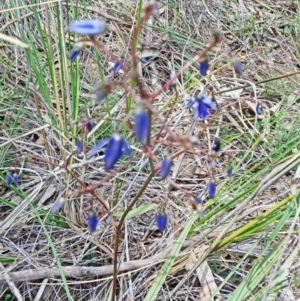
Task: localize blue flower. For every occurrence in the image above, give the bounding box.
[160,155,172,180]
[69,20,106,36]
[87,211,98,232]
[212,138,221,152]
[5,173,12,186]
[227,161,233,177]
[193,196,202,204]
[134,106,149,144]
[156,212,167,232]
[113,61,122,74]
[70,49,80,61]
[104,133,131,171]
[199,59,209,76]
[86,118,95,132]
[233,60,243,74]
[208,181,216,199]
[256,105,263,115]
[13,173,19,185]
[76,140,83,154]
[193,96,217,120]
[51,197,66,213]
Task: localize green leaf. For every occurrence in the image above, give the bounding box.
[113,203,158,219]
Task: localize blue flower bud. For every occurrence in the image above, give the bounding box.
[193,96,217,120]
[227,161,233,177]
[86,118,95,132]
[70,49,80,61]
[194,196,202,204]
[199,59,209,76]
[87,211,98,232]
[113,61,122,74]
[86,138,110,159]
[212,138,221,152]
[13,173,19,185]
[76,140,83,154]
[51,197,66,213]
[5,173,13,186]
[104,134,130,171]
[134,106,150,144]
[233,60,243,74]
[256,105,263,115]
[208,181,216,199]
[68,20,107,36]
[156,212,167,232]
[160,155,172,180]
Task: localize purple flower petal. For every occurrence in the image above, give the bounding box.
[160,155,172,180]
[13,173,19,185]
[86,138,110,159]
[70,49,80,61]
[227,169,233,177]
[87,211,98,232]
[51,197,66,213]
[76,140,83,154]
[212,138,221,152]
[156,212,167,232]
[122,140,131,158]
[233,60,243,74]
[194,196,202,204]
[185,99,194,109]
[208,181,216,199]
[134,106,149,144]
[86,118,95,132]
[199,60,209,76]
[69,20,106,36]
[113,61,122,74]
[256,105,263,115]
[104,134,124,171]
[5,173,13,186]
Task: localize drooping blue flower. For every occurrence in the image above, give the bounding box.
[76,140,83,154]
[233,60,243,74]
[86,118,95,132]
[69,20,106,36]
[194,196,202,204]
[208,181,216,199]
[256,105,263,115]
[113,61,122,74]
[134,106,149,144]
[199,59,209,76]
[87,211,98,232]
[156,212,167,232]
[70,49,80,61]
[51,197,66,213]
[227,161,233,177]
[160,155,172,180]
[86,138,110,159]
[5,173,13,186]
[13,173,19,185]
[212,138,221,152]
[184,99,194,109]
[193,96,217,120]
[210,160,216,169]
[104,133,131,171]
